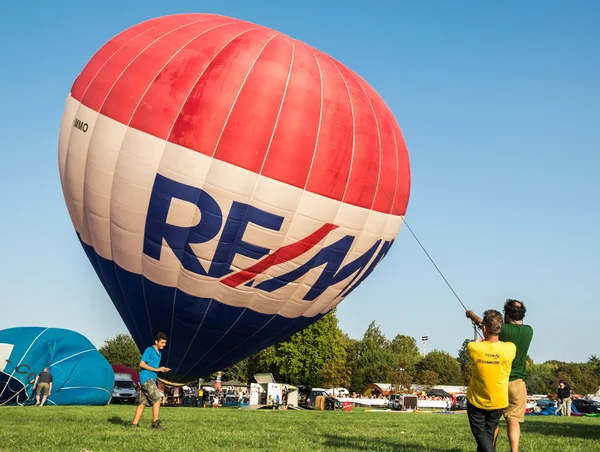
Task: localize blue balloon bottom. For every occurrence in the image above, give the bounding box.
[79,236,323,382]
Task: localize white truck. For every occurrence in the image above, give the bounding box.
[111,372,137,404]
[388,393,419,411]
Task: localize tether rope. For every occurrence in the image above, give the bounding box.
[368,169,482,339]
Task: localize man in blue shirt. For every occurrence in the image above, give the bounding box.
[132,332,170,429]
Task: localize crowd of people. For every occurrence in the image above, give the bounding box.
[154,385,252,408]
[417,395,452,402]
[349,392,387,400]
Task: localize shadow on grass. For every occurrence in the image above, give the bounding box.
[322,434,464,451]
[523,420,600,440]
[107,416,128,426]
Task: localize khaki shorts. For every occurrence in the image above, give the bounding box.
[36,382,50,396]
[504,379,527,422]
[139,380,162,407]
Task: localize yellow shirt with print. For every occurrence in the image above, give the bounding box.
[466,340,517,410]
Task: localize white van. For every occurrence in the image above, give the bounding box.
[111,373,137,404]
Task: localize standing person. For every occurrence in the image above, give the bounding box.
[465,310,516,452]
[553,382,564,415]
[282,386,288,410]
[131,332,170,429]
[467,299,533,452]
[554,381,572,416]
[198,386,204,408]
[32,367,53,406]
[563,381,572,417]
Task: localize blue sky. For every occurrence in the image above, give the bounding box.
[0,1,598,364]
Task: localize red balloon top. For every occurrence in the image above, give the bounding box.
[70,13,410,215]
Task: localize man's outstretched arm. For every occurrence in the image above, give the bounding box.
[465,310,483,326]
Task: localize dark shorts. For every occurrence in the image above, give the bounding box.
[139,380,162,406]
[467,401,504,452]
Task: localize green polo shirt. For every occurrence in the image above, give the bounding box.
[499,322,533,381]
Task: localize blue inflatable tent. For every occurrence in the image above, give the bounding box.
[0,327,114,406]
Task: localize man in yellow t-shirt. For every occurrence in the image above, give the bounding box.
[466,310,516,452]
[198,387,204,407]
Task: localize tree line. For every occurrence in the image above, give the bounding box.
[99,310,600,396]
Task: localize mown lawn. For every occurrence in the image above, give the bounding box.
[0,405,598,451]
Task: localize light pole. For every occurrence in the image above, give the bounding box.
[396,367,405,393]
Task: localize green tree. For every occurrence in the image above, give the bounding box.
[574,368,600,396]
[416,350,462,385]
[350,321,393,392]
[320,358,352,391]
[98,334,141,371]
[354,348,395,386]
[343,335,361,392]
[265,309,347,387]
[555,371,573,389]
[245,346,278,381]
[456,339,470,370]
[418,370,439,390]
[220,359,250,383]
[526,374,548,395]
[526,362,556,395]
[588,355,600,378]
[456,339,472,385]
[388,365,413,394]
[388,334,420,372]
[344,335,361,366]
[361,321,389,354]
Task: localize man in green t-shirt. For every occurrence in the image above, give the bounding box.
[466,299,533,452]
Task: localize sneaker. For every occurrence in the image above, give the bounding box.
[151,420,165,430]
[131,423,140,428]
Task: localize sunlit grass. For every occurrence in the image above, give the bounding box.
[1,405,598,451]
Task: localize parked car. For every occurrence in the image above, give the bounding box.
[451,395,467,411]
[304,388,341,410]
[572,398,600,414]
[302,388,328,409]
[388,394,401,410]
[111,374,137,404]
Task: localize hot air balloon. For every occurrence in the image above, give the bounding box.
[58,13,411,382]
[0,327,114,406]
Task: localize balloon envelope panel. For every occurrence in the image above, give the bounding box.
[59,13,411,381]
[0,327,114,406]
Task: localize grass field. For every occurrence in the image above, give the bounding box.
[1,405,598,451]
